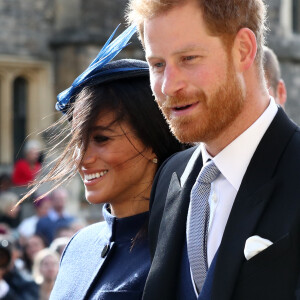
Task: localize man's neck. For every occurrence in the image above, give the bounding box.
[205,93,270,157]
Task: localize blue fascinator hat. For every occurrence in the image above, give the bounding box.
[56,24,149,114]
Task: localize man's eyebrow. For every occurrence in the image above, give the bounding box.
[173,45,208,55]
[147,45,207,60]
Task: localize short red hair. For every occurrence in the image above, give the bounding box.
[126,0,267,65]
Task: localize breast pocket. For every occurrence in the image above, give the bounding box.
[240,233,291,279]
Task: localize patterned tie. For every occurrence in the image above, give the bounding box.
[186,160,220,293]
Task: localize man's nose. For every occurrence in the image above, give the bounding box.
[161,64,187,97]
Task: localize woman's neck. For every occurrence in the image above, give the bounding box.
[110,198,149,218]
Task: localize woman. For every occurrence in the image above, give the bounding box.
[21,234,46,276]
[21,25,183,299]
[12,139,42,186]
[32,248,60,300]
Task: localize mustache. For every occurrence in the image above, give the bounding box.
[155,90,207,108]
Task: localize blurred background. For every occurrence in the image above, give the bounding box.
[0,0,300,219]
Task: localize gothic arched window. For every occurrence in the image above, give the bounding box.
[13,76,28,160]
[293,0,300,33]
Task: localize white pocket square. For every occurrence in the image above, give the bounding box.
[244,235,273,260]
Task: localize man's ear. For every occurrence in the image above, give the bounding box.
[232,28,257,72]
[277,79,287,108]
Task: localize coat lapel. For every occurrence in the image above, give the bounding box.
[157,151,203,259]
[211,108,297,300]
[144,149,203,300]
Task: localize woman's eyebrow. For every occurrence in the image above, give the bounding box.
[90,125,115,133]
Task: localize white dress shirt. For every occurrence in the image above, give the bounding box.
[181,98,278,294]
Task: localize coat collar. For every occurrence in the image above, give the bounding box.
[102,203,149,243]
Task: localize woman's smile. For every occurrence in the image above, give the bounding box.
[83,170,108,184]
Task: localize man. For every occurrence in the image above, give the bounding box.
[35,188,74,246]
[126,0,300,299]
[18,195,52,241]
[263,46,287,108]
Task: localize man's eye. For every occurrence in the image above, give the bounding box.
[155,62,164,68]
[150,62,165,70]
[183,56,197,61]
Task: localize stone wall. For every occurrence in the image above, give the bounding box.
[265,0,300,124]
[0,0,54,58]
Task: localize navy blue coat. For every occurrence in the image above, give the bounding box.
[50,204,150,300]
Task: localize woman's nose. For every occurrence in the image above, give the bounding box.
[81,144,97,166]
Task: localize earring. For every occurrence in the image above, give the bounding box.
[152,158,158,164]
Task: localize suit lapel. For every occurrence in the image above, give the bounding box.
[211,108,297,300]
[158,151,203,255]
[145,150,203,299]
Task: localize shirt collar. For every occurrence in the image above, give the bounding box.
[181,97,278,189]
[204,97,278,190]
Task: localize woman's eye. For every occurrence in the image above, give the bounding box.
[93,135,109,143]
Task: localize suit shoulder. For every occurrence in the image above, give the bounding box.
[159,146,197,176]
[151,146,197,199]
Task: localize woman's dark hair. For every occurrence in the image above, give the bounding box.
[20,73,183,202]
[74,75,182,168]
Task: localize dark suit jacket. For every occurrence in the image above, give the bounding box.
[143,108,300,300]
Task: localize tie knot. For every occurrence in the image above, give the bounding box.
[197,160,220,184]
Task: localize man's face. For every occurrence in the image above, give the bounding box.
[265,77,287,108]
[52,190,67,213]
[144,1,246,144]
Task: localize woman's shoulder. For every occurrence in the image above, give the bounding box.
[51,220,113,298]
[60,220,109,258]
[71,220,108,243]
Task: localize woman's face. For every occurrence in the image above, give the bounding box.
[78,111,157,217]
[25,235,45,261]
[40,254,59,282]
